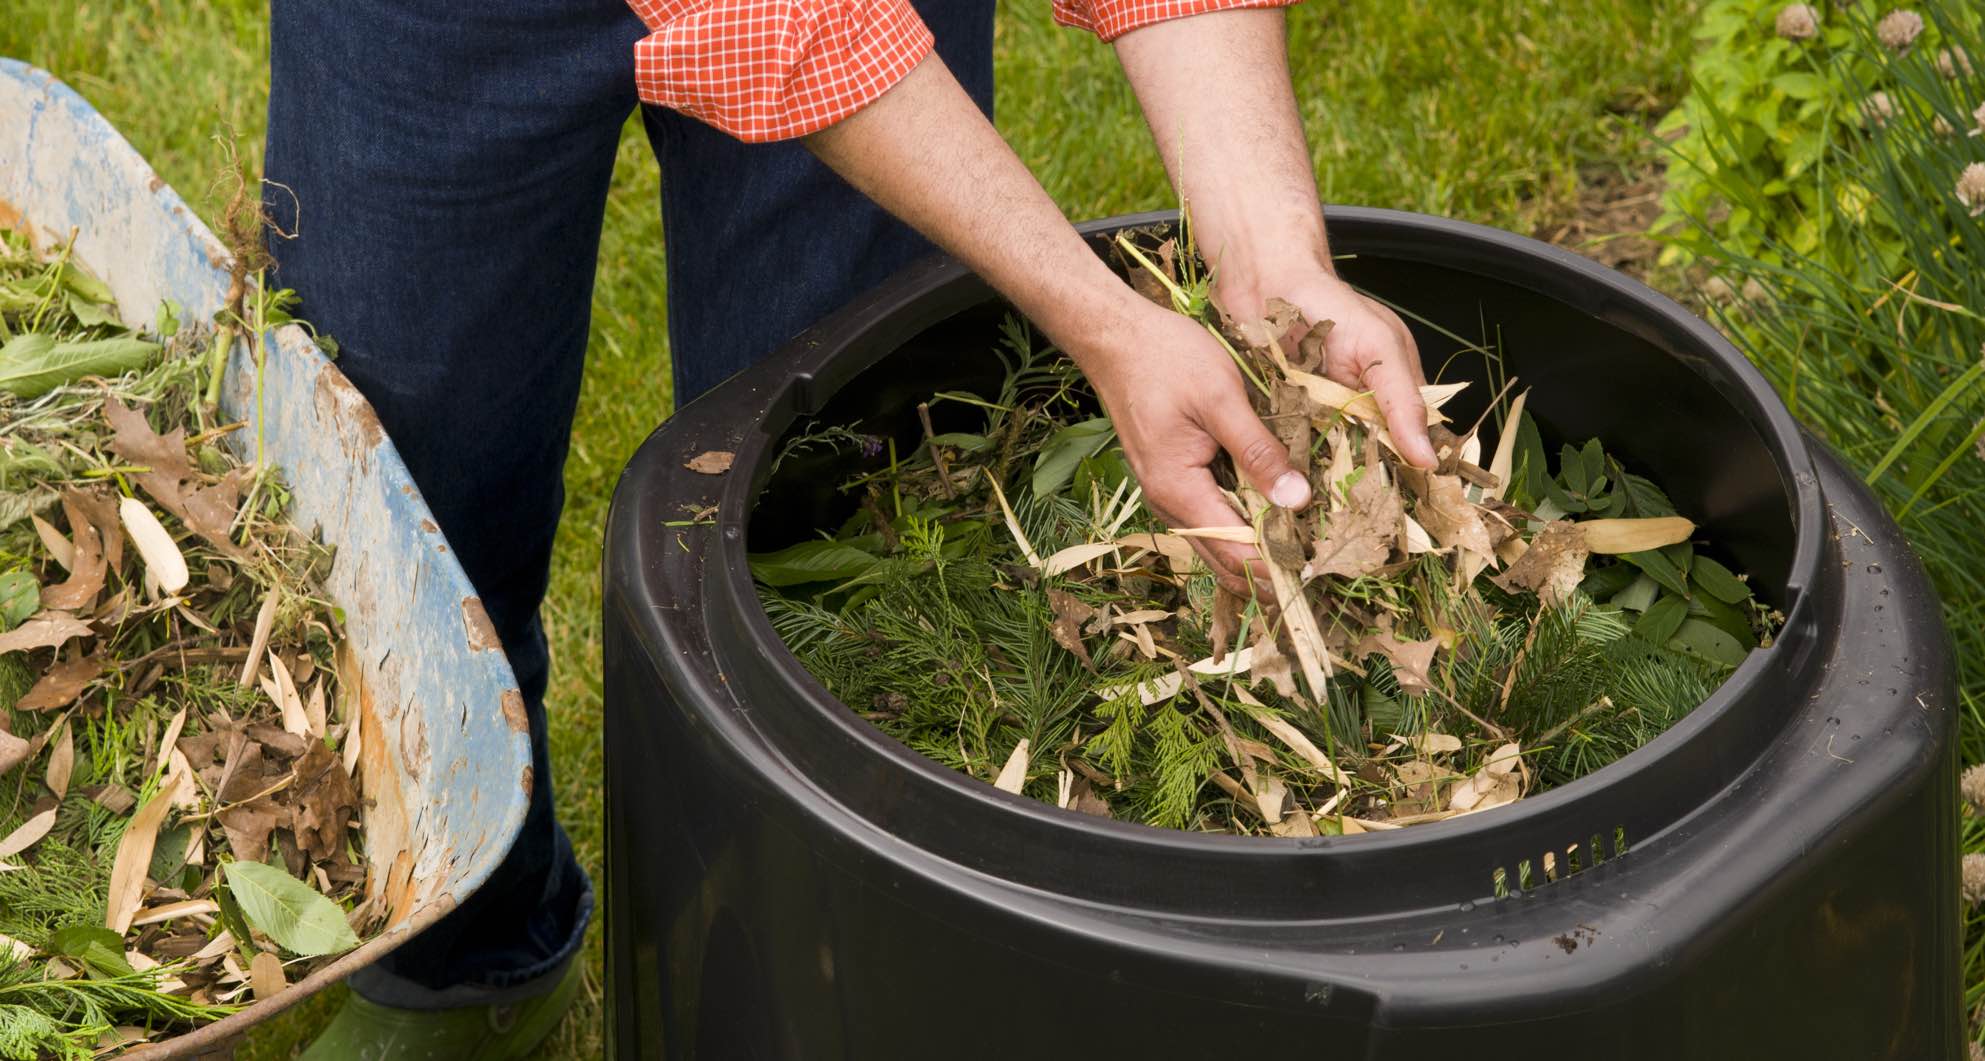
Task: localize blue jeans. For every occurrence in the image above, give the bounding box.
[264,0,995,1008]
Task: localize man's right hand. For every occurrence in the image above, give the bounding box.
[1065,297,1312,591]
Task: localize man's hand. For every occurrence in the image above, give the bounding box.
[1065,300,1310,589]
[1220,273,1438,470]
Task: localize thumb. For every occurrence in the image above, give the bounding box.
[1207,396,1311,510]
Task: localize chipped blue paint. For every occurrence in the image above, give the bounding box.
[0,59,531,1052]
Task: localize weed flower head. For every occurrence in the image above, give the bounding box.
[1776,4,1819,40]
[1937,46,1973,79]
[1964,762,1985,810]
[1741,277,1768,302]
[1966,853,1985,904]
[1862,90,1897,127]
[1875,9,1924,53]
[1974,100,1985,135]
[1933,114,1956,138]
[1958,162,1985,216]
[1702,275,1737,302]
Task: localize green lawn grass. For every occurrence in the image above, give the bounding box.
[2,1,1695,1055]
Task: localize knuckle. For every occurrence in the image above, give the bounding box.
[1238,436,1284,474]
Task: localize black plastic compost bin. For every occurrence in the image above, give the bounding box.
[603,208,1960,1060]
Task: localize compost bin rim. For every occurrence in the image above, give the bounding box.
[708,206,1825,873]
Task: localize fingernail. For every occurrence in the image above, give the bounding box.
[1270,471,1312,509]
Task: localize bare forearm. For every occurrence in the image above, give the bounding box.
[1112,9,1328,310]
[804,56,1139,371]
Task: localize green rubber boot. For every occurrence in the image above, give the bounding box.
[298,960,581,1060]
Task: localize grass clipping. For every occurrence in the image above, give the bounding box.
[756,234,1778,838]
[0,229,375,1056]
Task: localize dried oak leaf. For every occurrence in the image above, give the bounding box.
[1312,471,1404,579]
[1491,521,1589,606]
[1250,625,1299,699]
[1357,633,1442,697]
[1045,589,1097,671]
[102,397,245,557]
[1408,472,1495,561]
[290,741,359,863]
[0,611,94,656]
[66,488,125,575]
[40,493,105,611]
[683,451,734,475]
[1209,586,1246,666]
[1066,774,1113,818]
[218,797,285,864]
[16,654,105,711]
[245,723,308,760]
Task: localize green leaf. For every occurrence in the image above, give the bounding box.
[747,540,881,587]
[48,925,136,978]
[1621,473,1677,518]
[1579,563,1639,602]
[1032,418,1115,498]
[1634,594,1690,646]
[149,824,193,882]
[156,299,181,339]
[1622,548,1690,597]
[1690,556,1751,604]
[214,875,256,954]
[1667,617,1750,668]
[925,432,989,453]
[1611,571,1659,614]
[1071,447,1132,500]
[1513,410,1550,508]
[1771,72,1827,100]
[1559,443,1589,494]
[0,334,160,398]
[0,571,37,631]
[222,860,361,958]
[56,267,114,307]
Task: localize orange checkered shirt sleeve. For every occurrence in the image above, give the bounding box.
[628,0,1302,144]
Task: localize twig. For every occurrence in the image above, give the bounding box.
[916,402,956,499]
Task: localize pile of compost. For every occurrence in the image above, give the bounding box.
[755,231,1777,838]
[0,229,374,1055]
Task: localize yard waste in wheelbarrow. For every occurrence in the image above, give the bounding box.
[605,208,1960,1058]
[1,60,532,1056]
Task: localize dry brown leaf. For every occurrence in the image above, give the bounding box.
[17,655,104,711]
[31,514,74,571]
[262,654,310,737]
[239,588,280,689]
[1208,586,1244,666]
[131,899,220,928]
[1249,627,1298,699]
[1491,521,1589,605]
[1484,390,1530,503]
[683,450,734,475]
[0,611,94,656]
[1311,470,1405,579]
[1408,472,1495,563]
[0,933,32,964]
[341,711,363,780]
[182,468,246,547]
[0,804,58,859]
[993,739,1030,794]
[1066,774,1112,818]
[250,951,286,1001]
[1576,516,1696,554]
[304,678,327,739]
[1113,531,1196,572]
[218,797,284,864]
[0,730,27,779]
[103,397,244,558]
[89,784,135,815]
[1254,776,1288,821]
[1357,633,1442,696]
[1040,541,1119,577]
[45,720,72,801]
[1045,590,1096,671]
[68,488,125,575]
[41,493,106,611]
[106,767,190,933]
[290,741,358,862]
[1269,809,1319,837]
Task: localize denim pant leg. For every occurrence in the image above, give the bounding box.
[648,0,997,403]
[263,0,641,1007]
